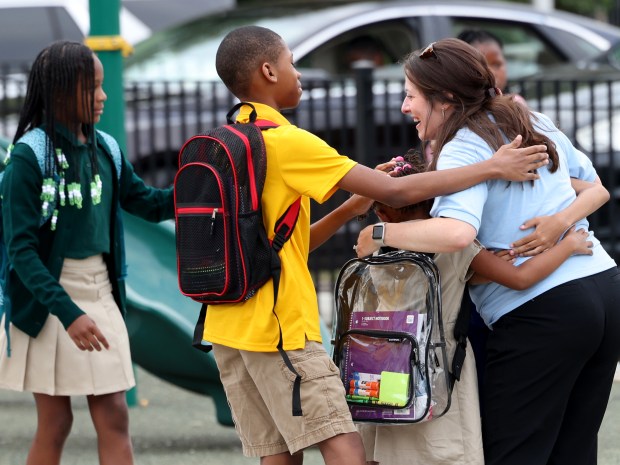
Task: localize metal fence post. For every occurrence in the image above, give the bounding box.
[353,62,375,166]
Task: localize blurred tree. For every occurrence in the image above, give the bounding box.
[554,0,612,19]
[236,0,618,26]
[497,0,613,20]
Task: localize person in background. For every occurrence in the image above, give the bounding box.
[457,29,527,106]
[343,36,386,70]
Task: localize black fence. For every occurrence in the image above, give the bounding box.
[1,68,619,305]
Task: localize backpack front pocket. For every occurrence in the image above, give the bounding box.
[336,329,419,412]
[174,162,229,298]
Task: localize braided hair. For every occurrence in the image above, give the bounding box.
[13,40,98,181]
[373,150,433,219]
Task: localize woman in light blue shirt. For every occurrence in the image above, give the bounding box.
[358,38,620,465]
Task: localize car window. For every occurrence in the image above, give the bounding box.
[451,19,565,80]
[296,21,416,76]
[607,42,620,70]
[544,27,600,59]
[0,7,83,68]
[125,3,378,82]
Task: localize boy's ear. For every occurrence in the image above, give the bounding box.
[261,63,277,82]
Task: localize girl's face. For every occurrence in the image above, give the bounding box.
[76,54,107,126]
[401,77,447,141]
[476,41,507,91]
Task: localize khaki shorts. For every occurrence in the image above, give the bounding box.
[212,340,357,457]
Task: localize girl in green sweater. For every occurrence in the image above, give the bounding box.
[0,41,173,465]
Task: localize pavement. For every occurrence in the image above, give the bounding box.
[1,365,619,465]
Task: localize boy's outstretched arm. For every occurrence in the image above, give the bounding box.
[310,159,396,252]
[510,176,609,256]
[338,135,548,208]
[309,193,373,252]
[470,226,592,290]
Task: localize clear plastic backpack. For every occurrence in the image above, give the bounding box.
[332,250,452,424]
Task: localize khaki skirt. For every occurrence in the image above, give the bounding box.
[0,255,135,396]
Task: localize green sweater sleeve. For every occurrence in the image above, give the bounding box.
[118,154,174,221]
[2,146,85,329]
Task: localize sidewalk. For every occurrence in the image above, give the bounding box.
[1,365,619,465]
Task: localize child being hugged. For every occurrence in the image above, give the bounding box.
[0,41,173,465]
[204,25,549,465]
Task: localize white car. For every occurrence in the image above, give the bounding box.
[0,0,148,66]
[0,0,233,70]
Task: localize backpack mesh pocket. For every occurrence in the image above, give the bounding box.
[175,163,229,297]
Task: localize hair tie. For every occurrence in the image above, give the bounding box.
[486,87,502,98]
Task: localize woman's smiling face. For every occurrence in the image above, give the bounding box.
[400,76,446,141]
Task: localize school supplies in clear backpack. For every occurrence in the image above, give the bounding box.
[332,250,452,424]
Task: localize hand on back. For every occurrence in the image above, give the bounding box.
[492,135,549,181]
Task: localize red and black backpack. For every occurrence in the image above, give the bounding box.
[175,102,300,305]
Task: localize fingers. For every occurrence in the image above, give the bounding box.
[519,143,548,156]
[375,160,397,174]
[68,315,109,352]
[516,245,546,257]
[73,331,108,352]
[91,326,110,351]
[509,134,523,148]
[574,228,593,255]
[524,153,549,168]
[493,249,516,263]
[518,218,537,232]
[493,249,512,258]
[510,239,537,256]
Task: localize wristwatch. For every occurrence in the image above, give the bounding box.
[372,222,386,247]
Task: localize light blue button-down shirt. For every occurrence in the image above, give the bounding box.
[431,112,616,327]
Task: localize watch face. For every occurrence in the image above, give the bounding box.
[372,224,383,240]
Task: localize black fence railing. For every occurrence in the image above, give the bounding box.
[1,69,619,308]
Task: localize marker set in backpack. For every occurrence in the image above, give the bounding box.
[332,251,453,424]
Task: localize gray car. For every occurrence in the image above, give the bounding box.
[126,0,620,83]
[120,0,620,165]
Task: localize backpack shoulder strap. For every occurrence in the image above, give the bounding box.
[271,197,302,252]
[95,130,127,280]
[96,130,122,182]
[14,128,56,226]
[269,197,303,416]
[16,127,50,177]
[450,290,472,389]
[254,119,278,129]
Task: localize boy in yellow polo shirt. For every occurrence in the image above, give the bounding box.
[205,25,549,465]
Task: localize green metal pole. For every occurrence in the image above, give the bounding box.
[88,0,127,152]
[87,0,137,407]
